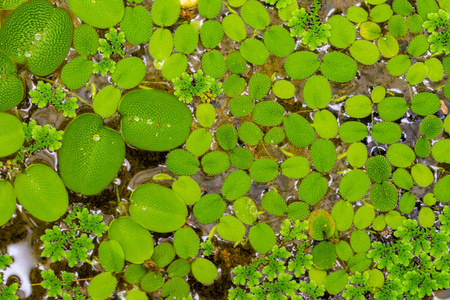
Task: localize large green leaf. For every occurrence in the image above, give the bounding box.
[0,180,16,226]
[14,164,68,222]
[0,0,73,75]
[0,112,24,157]
[59,113,125,195]
[130,184,187,233]
[119,90,192,151]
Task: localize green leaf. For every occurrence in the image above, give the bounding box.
[386,143,415,167]
[261,191,287,216]
[434,175,450,203]
[377,35,399,58]
[229,95,254,117]
[263,26,295,57]
[0,113,24,157]
[336,241,353,262]
[272,80,295,99]
[0,52,24,112]
[425,57,444,82]
[201,151,230,175]
[193,193,226,224]
[59,114,125,195]
[325,270,349,295]
[339,169,371,202]
[0,0,73,75]
[68,0,123,28]
[253,101,284,126]
[284,51,320,80]
[388,14,407,37]
[393,168,414,190]
[303,75,332,109]
[108,217,154,264]
[230,147,254,170]
[119,90,192,151]
[418,207,435,228]
[234,196,257,225]
[196,103,216,127]
[120,6,152,45]
[93,85,121,118]
[61,56,93,90]
[331,200,354,231]
[328,15,356,49]
[386,55,411,76]
[311,139,336,172]
[411,92,440,116]
[215,124,237,151]
[167,259,191,278]
[223,74,246,97]
[406,62,428,85]
[350,40,380,65]
[339,121,368,143]
[161,277,189,299]
[200,20,223,49]
[411,163,434,187]
[192,258,218,284]
[173,227,199,259]
[320,52,357,83]
[226,52,247,74]
[393,0,413,15]
[248,73,271,100]
[370,182,398,212]
[238,122,263,146]
[347,142,368,168]
[149,28,173,61]
[140,272,164,293]
[88,272,117,300]
[151,0,180,26]
[432,139,450,163]
[240,0,270,30]
[287,202,310,220]
[377,96,408,121]
[348,253,371,273]
[222,14,247,42]
[217,215,245,242]
[152,243,175,269]
[299,172,328,205]
[313,110,338,139]
[284,114,315,147]
[360,22,381,40]
[240,38,269,65]
[124,264,146,284]
[407,14,424,33]
[222,170,252,201]
[350,230,371,253]
[198,0,222,18]
[366,155,391,182]
[354,205,375,229]
[111,57,146,89]
[0,180,15,226]
[415,137,431,157]
[174,24,198,54]
[370,4,393,22]
[202,50,226,79]
[371,121,402,144]
[249,158,279,182]
[166,149,199,175]
[420,115,443,139]
[249,223,276,254]
[162,53,188,81]
[281,156,310,179]
[99,240,124,273]
[172,176,201,205]
[345,95,372,118]
[312,241,336,269]
[129,183,187,233]
[408,35,429,56]
[15,164,68,222]
[399,192,415,213]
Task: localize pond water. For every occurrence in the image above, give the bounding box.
[0,0,449,299]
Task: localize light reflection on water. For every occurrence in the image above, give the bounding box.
[3,231,37,298]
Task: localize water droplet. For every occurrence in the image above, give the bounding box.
[34,33,41,41]
[147,119,153,125]
[93,134,100,141]
[142,207,146,211]
[25,51,31,58]
[134,116,140,122]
